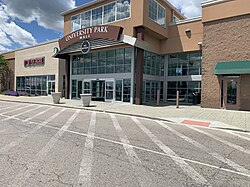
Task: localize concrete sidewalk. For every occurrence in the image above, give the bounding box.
[0,95,249,132]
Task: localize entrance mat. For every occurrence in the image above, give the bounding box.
[181,120,210,127]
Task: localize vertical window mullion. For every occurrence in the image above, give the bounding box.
[115,1,117,21]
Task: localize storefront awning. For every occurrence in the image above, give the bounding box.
[214,60,250,75]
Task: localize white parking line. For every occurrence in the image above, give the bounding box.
[158,121,250,175]
[0,104,33,115]
[132,117,211,186]
[225,131,250,142]
[2,105,44,121]
[78,112,96,187]
[22,106,54,122]
[3,112,250,178]
[0,104,23,112]
[11,109,80,187]
[0,108,66,153]
[111,114,152,187]
[185,125,250,155]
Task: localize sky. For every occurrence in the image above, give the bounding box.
[0,0,202,53]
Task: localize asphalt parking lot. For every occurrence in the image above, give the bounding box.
[0,101,250,187]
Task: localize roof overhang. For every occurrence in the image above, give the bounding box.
[214,60,250,75]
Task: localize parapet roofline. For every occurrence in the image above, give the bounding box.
[169,16,202,26]
[61,0,104,16]
[61,0,186,19]
[202,0,232,7]
[1,39,59,55]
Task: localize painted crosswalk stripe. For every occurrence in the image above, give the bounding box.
[111,114,152,187]
[0,108,66,153]
[225,131,250,142]
[2,105,44,121]
[157,121,250,175]
[22,106,54,122]
[185,125,250,155]
[78,112,96,187]
[11,109,80,187]
[0,104,23,112]
[0,104,33,115]
[132,117,211,186]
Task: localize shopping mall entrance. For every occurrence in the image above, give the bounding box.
[72,78,131,103]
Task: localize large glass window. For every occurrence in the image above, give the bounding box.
[148,0,166,27]
[168,51,202,76]
[72,14,81,32]
[143,51,164,76]
[16,75,55,96]
[103,3,116,24]
[81,11,91,28]
[72,48,132,75]
[143,80,161,103]
[92,7,103,26]
[116,0,131,20]
[167,81,201,104]
[71,0,131,31]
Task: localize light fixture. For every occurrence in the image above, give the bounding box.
[185,29,191,34]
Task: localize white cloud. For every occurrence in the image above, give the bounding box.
[0,3,37,53]
[0,31,12,47]
[0,0,75,53]
[167,0,202,18]
[2,0,75,32]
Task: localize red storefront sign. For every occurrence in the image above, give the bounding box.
[24,57,45,67]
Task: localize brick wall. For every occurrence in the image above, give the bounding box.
[202,14,250,109]
[240,75,250,111]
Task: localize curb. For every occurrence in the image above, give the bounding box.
[0,98,174,123]
[0,98,249,133]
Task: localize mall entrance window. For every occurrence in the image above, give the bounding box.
[71,78,131,103]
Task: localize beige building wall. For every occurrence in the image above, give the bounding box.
[163,19,203,54]
[202,0,250,23]
[15,41,64,93]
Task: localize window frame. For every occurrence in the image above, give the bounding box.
[70,0,131,32]
[148,0,166,28]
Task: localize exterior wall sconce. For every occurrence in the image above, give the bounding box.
[185,29,191,38]
[198,41,203,49]
[185,29,191,34]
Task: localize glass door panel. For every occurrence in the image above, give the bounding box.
[223,78,240,110]
[77,81,82,98]
[227,81,237,104]
[115,80,122,101]
[91,80,105,100]
[105,81,114,101]
[83,81,91,94]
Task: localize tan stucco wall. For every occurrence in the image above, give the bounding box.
[202,14,250,109]
[202,0,250,23]
[162,19,203,54]
[15,41,64,92]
